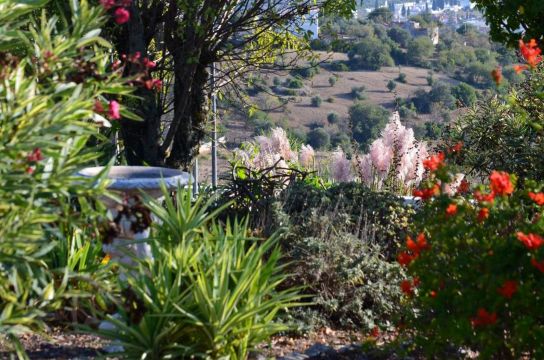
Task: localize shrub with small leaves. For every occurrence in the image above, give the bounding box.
[311,95,322,107]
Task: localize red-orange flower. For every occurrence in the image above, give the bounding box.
[400,280,413,296]
[430,290,437,298]
[423,152,445,171]
[474,190,495,204]
[370,326,379,338]
[446,203,457,217]
[471,308,497,327]
[514,64,529,74]
[519,39,542,68]
[491,67,502,85]
[517,232,544,250]
[457,179,470,195]
[449,142,463,154]
[397,251,414,267]
[406,233,429,256]
[413,183,440,200]
[531,258,544,273]
[477,207,489,223]
[529,192,544,206]
[489,171,514,196]
[497,280,517,299]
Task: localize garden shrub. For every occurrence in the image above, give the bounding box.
[399,149,544,358]
[276,182,413,330]
[0,0,135,354]
[330,61,350,72]
[311,95,322,107]
[287,77,304,89]
[307,128,330,149]
[94,187,301,359]
[396,72,407,83]
[351,86,366,100]
[327,112,339,124]
[446,65,544,182]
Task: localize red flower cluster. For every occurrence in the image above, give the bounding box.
[412,183,440,200]
[497,280,517,299]
[491,67,502,86]
[100,0,131,25]
[423,152,445,172]
[94,100,121,120]
[445,203,457,217]
[398,233,429,267]
[27,148,43,163]
[477,207,489,223]
[531,258,544,273]
[519,39,542,68]
[117,52,162,92]
[489,171,514,196]
[456,179,470,195]
[471,308,497,327]
[529,192,544,206]
[516,232,544,250]
[400,277,420,296]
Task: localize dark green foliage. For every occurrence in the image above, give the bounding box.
[330,132,351,151]
[445,67,544,182]
[367,7,393,24]
[328,76,337,87]
[472,0,544,47]
[327,112,340,124]
[330,61,350,71]
[463,62,495,88]
[287,78,304,89]
[291,66,318,79]
[407,37,434,67]
[249,110,274,133]
[396,72,407,83]
[451,82,477,107]
[310,38,331,51]
[307,128,330,149]
[273,77,281,86]
[311,95,322,107]
[387,27,411,48]
[351,86,366,100]
[387,79,397,92]
[348,37,394,71]
[277,182,413,330]
[424,121,444,140]
[349,102,390,149]
[429,81,456,109]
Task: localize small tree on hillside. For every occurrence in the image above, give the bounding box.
[387,80,397,92]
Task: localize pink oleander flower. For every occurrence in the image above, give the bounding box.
[299,144,315,168]
[114,7,130,24]
[108,100,121,120]
[330,148,352,182]
[100,0,116,10]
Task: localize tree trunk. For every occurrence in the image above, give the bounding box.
[117,4,163,166]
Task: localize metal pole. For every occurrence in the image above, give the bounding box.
[192,158,199,196]
[211,62,218,188]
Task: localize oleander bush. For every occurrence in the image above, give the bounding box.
[0,0,135,354]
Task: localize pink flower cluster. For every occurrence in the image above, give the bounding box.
[113,52,162,92]
[358,112,428,190]
[235,127,296,171]
[330,148,352,182]
[100,0,131,25]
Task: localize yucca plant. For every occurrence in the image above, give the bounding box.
[94,186,303,359]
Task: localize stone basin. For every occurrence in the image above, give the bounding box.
[78,166,191,198]
[77,165,191,262]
